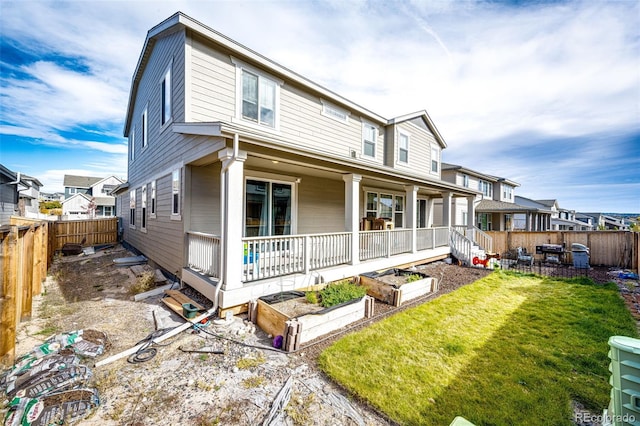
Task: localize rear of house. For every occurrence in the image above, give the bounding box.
[116,12,480,311]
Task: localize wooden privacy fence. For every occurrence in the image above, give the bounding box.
[0,217,119,367]
[486,231,639,269]
[51,217,119,251]
[1,218,50,366]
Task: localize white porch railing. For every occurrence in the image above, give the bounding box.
[186,231,221,278]
[187,227,451,284]
[450,228,472,266]
[453,225,493,253]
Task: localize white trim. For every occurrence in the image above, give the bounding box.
[130,129,135,163]
[321,100,350,124]
[184,36,192,122]
[160,59,173,131]
[150,180,157,218]
[244,173,298,235]
[141,106,148,149]
[361,120,378,159]
[397,129,410,165]
[171,168,181,219]
[430,145,440,176]
[231,56,283,131]
[141,184,147,232]
[129,190,136,229]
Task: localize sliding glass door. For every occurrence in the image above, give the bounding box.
[245,179,292,237]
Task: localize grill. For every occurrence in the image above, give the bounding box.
[536,244,565,263]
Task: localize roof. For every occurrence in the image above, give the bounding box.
[63,175,103,188]
[441,163,520,187]
[62,193,92,204]
[476,199,537,212]
[124,12,448,149]
[21,174,43,187]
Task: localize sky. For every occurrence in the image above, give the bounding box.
[1,0,639,213]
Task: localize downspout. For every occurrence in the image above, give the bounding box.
[214,133,240,314]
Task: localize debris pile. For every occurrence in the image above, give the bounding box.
[1,330,107,426]
[610,269,640,323]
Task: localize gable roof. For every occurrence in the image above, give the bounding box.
[61,193,92,204]
[63,175,104,188]
[441,163,520,187]
[124,12,448,148]
[388,111,447,149]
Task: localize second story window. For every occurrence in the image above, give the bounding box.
[130,129,135,162]
[242,70,276,127]
[479,180,493,197]
[172,169,180,217]
[503,185,513,200]
[363,123,377,158]
[462,174,469,188]
[161,67,171,125]
[398,132,409,163]
[141,107,148,148]
[431,147,439,173]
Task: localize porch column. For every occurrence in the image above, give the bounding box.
[466,195,476,241]
[442,192,452,228]
[405,185,418,253]
[427,198,435,227]
[343,174,361,265]
[526,212,532,231]
[219,147,247,291]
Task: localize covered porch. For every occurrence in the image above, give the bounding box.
[177,128,478,309]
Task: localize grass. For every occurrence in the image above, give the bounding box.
[318,270,638,425]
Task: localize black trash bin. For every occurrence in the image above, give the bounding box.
[571,243,590,269]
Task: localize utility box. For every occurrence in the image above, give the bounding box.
[607,336,640,425]
[571,243,590,269]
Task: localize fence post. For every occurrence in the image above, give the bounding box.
[1,226,19,367]
[21,227,34,321]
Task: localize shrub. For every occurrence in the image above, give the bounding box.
[305,291,319,305]
[318,280,366,308]
[406,274,423,283]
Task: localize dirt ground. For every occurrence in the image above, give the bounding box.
[1,245,635,425]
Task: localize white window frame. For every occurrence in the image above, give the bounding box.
[431,146,439,174]
[161,64,172,127]
[462,174,469,188]
[130,129,135,162]
[150,180,156,218]
[141,106,148,149]
[243,174,298,237]
[398,131,410,164]
[502,184,513,201]
[321,100,350,124]
[231,57,283,132]
[141,185,147,232]
[171,169,181,220]
[363,189,405,228]
[129,190,136,229]
[479,180,493,198]
[103,206,114,217]
[362,122,377,159]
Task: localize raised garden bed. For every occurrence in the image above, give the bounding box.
[358,268,437,307]
[249,289,374,352]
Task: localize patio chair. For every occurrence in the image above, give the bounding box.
[516,246,534,266]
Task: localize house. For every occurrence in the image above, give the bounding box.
[441,163,552,231]
[0,164,21,225]
[580,213,629,230]
[115,12,482,311]
[62,174,123,219]
[536,199,594,231]
[18,174,44,218]
[40,192,65,202]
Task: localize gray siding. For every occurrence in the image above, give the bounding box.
[189,163,221,234]
[297,175,345,234]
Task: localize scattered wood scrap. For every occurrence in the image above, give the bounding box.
[161,290,205,322]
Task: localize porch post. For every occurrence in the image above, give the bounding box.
[219,147,247,291]
[466,195,475,240]
[442,192,452,228]
[343,174,361,265]
[405,185,418,253]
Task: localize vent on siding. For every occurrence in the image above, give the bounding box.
[350,149,357,158]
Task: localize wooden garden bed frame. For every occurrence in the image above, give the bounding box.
[249,294,374,352]
[358,269,438,307]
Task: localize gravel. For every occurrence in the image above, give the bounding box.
[2,246,634,425]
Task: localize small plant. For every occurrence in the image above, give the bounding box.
[236,352,266,370]
[128,271,155,295]
[318,280,367,308]
[406,274,423,283]
[242,375,266,388]
[305,291,319,304]
[285,393,315,425]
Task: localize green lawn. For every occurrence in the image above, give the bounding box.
[318,271,638,425]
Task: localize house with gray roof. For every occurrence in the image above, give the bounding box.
[62,174,123,219]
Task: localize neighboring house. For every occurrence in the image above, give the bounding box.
[0,164,20,225]
[580,213,629,230]
[115,12,480,311]
[18,174,43,218]
[40,192,65,202]
[63,175,123,219]
[536,199,594,231]
[575,213,595,230]
[512,196,554,231]
[440,163,552,231]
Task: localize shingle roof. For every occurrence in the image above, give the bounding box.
[63,175,103,188]
[476,199,546,212]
